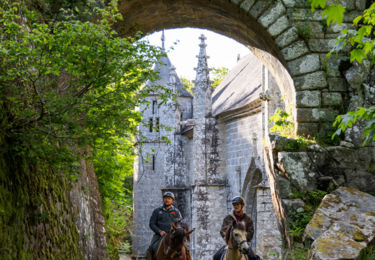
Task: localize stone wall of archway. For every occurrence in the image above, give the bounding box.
[116,0,362,137]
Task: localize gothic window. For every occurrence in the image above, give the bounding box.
[152,100,157,114]
[149,118,153,132]
[156,117,160,132]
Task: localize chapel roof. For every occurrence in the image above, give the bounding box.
[212,53,262,117]
[150,56,192,97]
[145,31,192,98]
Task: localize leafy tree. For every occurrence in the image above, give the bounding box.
[180,76,194,95]
[0,1,167,257]
[211,66,229,88]
[308,0,375,145]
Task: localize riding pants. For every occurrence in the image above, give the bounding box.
[148,234,162,257]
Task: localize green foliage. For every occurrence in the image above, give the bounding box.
[269,109,295,138]
[288,189,327,242]
[332,106,375,145]
[93,138,134,258]
[287,245,309,260]
[0,1,166,258]
[358,238,375,260]
[210,66,229,88]
[180,76,194,95]
[308,0,375,146]
[269,109,317,150]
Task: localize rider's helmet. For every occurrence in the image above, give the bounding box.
[163,191,175,200]
[232,196,245,205]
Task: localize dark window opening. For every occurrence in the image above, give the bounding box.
[149,118,153,132]
[156,117,160,132]
[152,100,157,114]
[152,155,155,170]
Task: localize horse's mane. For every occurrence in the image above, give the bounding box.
[172,227,185,244]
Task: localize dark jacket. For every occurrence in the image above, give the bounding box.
[220,211,254,242]
[149,205,182,234]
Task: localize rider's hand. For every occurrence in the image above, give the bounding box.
[159,231,166,236]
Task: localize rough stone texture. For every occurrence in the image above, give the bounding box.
[275,27,299,48]
[258,2,286,28]
[267,15,289,37]
[288,54,320,76]
[249,1,272,19]
[296,90,321,107]
[294,21,325,39]
[277,152,318,191]
[356,0,367,10]
[282,0,310,8]
[305,187,375,260]
[297,123,319,136]
[281,41,309,61]
[240,0,255,12]
[322,92,343,106]
[256,187,282,259]
[327,77,347,92]
[294,71,327,90]
[288,9,324,21]
[326,0,355,9]
[345,60,371,90]
[69,159,109,260]
[297,108,337,122]
[308,39,338,53]
[282,198,305,213]
[321,55,342,77]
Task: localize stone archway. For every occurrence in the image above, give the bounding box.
[120,1,360,258]
[115,0,346,137]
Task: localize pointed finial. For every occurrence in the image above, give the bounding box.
[199,34,207,47]
[193,34,211,90]
[161,30,165,51]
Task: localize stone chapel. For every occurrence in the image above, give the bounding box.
[133,33,286,260]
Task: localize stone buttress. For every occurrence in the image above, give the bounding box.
[190,34,227,260]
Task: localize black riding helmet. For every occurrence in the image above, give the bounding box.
[232,196,245,205]
[163,191,175,200]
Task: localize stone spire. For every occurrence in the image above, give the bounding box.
[194,34,210,89]
[168,65,178,94]
[161,30,165,51]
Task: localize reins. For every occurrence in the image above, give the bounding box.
[227,224,248,260]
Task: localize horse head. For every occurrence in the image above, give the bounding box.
[171,221,195,243]
[229,220,250,254]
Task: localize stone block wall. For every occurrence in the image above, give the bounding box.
[223,113,263,204]
[256,187,282,259]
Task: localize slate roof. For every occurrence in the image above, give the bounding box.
[146,55,192,98]
[212,53,262,117]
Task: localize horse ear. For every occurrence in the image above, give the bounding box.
[187,228,195,235]
[185,228,195,242]
[232,220,237,228]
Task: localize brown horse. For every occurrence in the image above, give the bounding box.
[151,221,194,260]
[223,221,250,260]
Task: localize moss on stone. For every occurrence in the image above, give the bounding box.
[0,128,83,259]
[353,230,367,242]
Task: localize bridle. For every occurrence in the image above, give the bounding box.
[228,226,248,260]
[163,226,186,259]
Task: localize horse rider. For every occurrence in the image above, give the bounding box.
[146,191,182,260]
[214,196,259,260]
